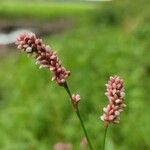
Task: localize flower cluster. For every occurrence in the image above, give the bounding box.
[101,76,126,124]
[72,94,81,104]
[16,32,70,85]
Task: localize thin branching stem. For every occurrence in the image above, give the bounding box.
[102,124,109,150]
[63,82,93,150]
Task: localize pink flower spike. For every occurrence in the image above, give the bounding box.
[16,32,70,86]
[101,75,126,125]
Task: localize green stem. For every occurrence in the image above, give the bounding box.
[76,109,93,150]
[63,82,93,150]
[103,125,108,150]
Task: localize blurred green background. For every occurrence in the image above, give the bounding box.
[0,0,150,149]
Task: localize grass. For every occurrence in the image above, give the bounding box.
[0,0,150,149]
[0,1,94,20]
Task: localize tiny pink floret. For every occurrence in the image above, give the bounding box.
[72,94,81,104]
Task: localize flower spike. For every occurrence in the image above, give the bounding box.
[101,76,126,125]
[16,32,70,85]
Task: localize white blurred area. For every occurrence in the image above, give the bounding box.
[0,29,32,45]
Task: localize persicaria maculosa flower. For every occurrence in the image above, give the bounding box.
[16,32,70,86]
[101,76,126,125]
[72,94,81,105]
[16,33,92,149]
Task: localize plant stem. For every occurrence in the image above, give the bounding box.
[76,108,93,150]
[63,82,93,150]
[102,125,109,150]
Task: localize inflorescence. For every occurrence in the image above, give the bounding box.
[16,32,70,86]
[101,76,126,125]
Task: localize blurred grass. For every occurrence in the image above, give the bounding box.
[0,1,94,20]
[0,0,150,149]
